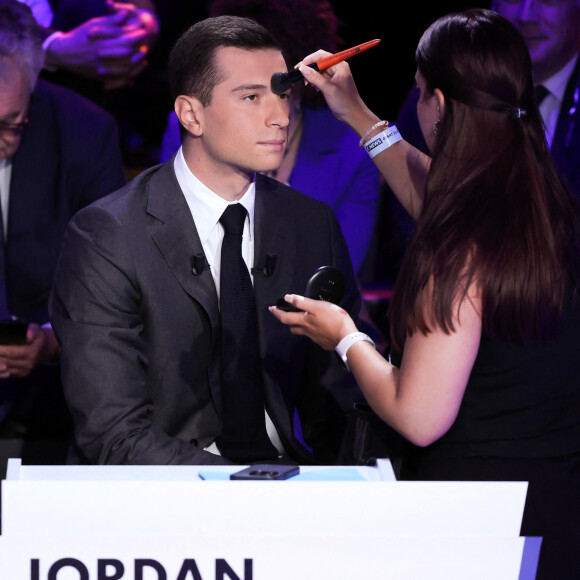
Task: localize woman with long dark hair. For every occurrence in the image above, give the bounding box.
[270,9,580,578]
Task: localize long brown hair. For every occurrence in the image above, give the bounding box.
[389,9,580,351]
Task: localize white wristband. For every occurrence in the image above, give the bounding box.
[364,125,402,158]
[335,332,375,371]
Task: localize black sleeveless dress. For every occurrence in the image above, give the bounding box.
[400,277,580,579]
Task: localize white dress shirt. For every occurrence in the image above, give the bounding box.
[173,147,284,457]
[0,158,12,241]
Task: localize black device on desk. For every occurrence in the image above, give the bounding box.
[0,320,28,345]
[230,464,300,480]
[276,265,345,312]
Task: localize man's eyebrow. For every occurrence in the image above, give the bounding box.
[232,83,268,92]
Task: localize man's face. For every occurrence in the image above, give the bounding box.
[197,46,290,181]
[493,0,580,82]
[0,62,30,162]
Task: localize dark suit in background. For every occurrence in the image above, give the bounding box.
[50,163,362,466]
[0,79,126,475]
[550,58,580,199]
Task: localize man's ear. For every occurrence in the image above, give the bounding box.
[174,95,204,137]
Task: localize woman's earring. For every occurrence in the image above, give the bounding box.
[432,119,441,135]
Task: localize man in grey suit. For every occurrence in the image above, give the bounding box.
[50,15,362,466]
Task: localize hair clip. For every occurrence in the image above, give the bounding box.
[511,107,527,119]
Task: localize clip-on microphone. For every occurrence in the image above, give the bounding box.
[191,253,210,276]
[251,254,277,277]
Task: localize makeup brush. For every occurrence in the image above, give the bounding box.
[271,39,381,95]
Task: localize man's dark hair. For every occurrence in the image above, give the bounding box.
[168,15,281,105]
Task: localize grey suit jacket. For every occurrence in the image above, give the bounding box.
[50,161,362,465]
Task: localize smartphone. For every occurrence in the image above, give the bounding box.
[277,266,345,312]
[0,321,28,345]
[230,464,300,480]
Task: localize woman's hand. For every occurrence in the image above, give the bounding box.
[269,294,358,350]
[296,51,379,137]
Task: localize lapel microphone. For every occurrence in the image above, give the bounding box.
[192,253,277,277]
[252,254,277,277]
[191,253,210,276]
[271,39,381,95]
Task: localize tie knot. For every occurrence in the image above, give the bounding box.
[534,84,549,106]
[220,203,247,235]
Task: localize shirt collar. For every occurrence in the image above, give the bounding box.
[173,147,256,243]
[542,54,578,104]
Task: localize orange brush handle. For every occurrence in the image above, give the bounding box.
[315,39,381,71]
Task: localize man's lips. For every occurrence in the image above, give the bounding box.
[518,25,547,45]
[258,139,286,150]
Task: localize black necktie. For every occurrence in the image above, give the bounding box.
[0,200,11,321]
[534,84,549,106]
[215,203,278,462]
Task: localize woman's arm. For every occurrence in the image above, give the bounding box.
[269,282,482,447]
[297,54,429,219]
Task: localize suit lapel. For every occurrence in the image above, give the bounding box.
[253,175,299,439]
[253,175,297,312]
[552,58,580,184]
[146,162,219,328]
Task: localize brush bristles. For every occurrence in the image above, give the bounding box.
[270,69,304,94]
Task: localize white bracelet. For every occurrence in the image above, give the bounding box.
[364,125,403,158]
[358,120,388,147]
[335,332,375,371]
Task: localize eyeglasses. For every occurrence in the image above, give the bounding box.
[0,118,29,136]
